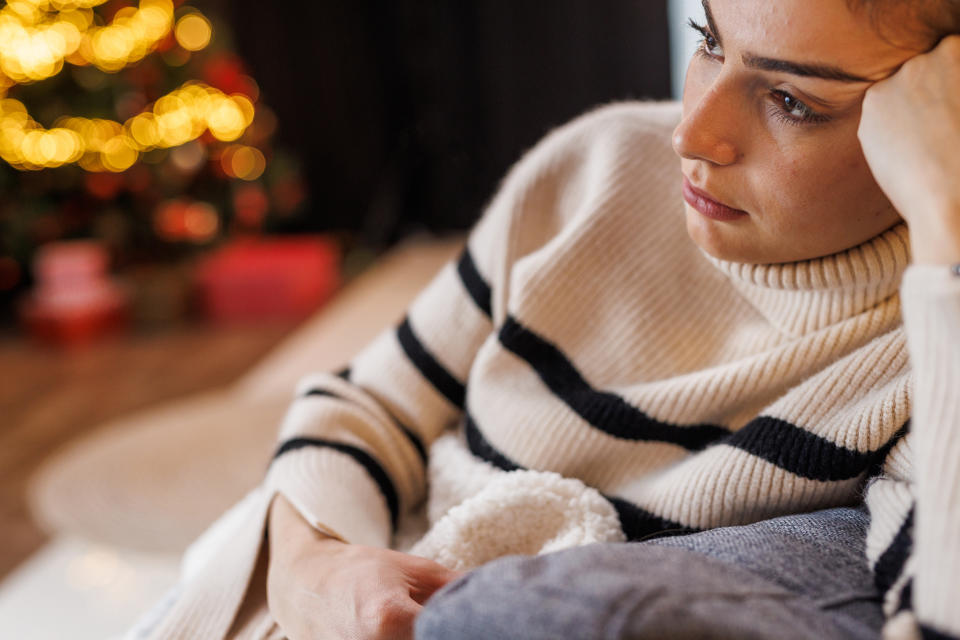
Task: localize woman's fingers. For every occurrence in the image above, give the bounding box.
[859,35,960,263]
[397,553,464,604]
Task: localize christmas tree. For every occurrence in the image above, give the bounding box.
[0,0,307,321]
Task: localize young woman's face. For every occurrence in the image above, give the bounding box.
[674,0,928,264]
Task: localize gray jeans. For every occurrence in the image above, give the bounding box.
[414,507,883,640]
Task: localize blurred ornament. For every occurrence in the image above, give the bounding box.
[232,182,269,229]
[201,54,246,94]
[153,197,219,243]
[153,198,188,240]
[169,139,206,174]
[271,177,307,215]
[182,201,219,242]
[84,171,124,199]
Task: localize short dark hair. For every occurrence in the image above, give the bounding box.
[847,0,960,44]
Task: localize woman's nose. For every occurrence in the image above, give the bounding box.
[672,82,742,166]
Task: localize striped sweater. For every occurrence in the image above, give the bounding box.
[146,102,960,640]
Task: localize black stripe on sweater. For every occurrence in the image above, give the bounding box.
[897,578,913,613]
[498,317,730,450]
[606,496,700,541]
[499,316,904,481]
[723,416,884,482]
[456,248,492,318]
[273,437,399,529]
[397,316,466,409]
[866,420,910,479]
[301,387,428,466]
[921,625,960,640]
[464,413,698,541]
[464,413,521,471]
[874,506,914,594]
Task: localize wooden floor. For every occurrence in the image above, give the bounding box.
[0,322,296,582]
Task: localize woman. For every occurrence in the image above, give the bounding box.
[136,0,960,638]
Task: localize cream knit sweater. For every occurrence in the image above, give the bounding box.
[140,102,960,640]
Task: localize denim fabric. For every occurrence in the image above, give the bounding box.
[415,507,883,640]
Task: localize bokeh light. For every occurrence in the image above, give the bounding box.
[0,0,259,174]
[221,144,266,181]
[153,198,219,243]
[0,83,256,171]
[174,13,211,52]
[0,0,177,82]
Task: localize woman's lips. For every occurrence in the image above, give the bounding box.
[682,177,748,221]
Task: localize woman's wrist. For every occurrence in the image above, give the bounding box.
[909,205,960,266]
[268,493,344,564]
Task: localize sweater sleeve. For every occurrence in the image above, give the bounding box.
[869,264,960,640]
[260,104,636,548]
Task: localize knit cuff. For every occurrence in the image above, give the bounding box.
[265,447,394,549]
[899,265,960,636]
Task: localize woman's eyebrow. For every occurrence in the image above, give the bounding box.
[741,54,873,83]
[701,0,873,83]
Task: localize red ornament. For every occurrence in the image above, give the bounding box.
[85,172,125,200]
[232,183,269,229]
[202,54,246,94]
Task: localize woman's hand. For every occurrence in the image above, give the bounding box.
[266,494,462,640]
[859,35,960,264]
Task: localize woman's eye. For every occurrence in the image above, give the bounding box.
[688,19,723,60]
[777,92,811,118]
[769,90,830,126]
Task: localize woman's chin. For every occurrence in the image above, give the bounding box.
[683,205,827,265]
[684,204,758,264]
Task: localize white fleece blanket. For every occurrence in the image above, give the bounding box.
[405,433,626,570]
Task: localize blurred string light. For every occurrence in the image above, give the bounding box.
[0,0,177,82]
[0,0,255,173]
[0,83,255,171]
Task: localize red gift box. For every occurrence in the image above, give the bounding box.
[194,236,340,323]
[19,241,128,347]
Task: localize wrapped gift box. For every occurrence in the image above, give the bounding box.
[20,241,128,347]
[194,236,340,323]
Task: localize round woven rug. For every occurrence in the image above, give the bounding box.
[26,236,464,554]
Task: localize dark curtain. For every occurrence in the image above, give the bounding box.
[228,1,671,243]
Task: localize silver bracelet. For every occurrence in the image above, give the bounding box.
[952,263,960,277]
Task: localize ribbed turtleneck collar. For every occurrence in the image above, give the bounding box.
[705,224,911,337]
